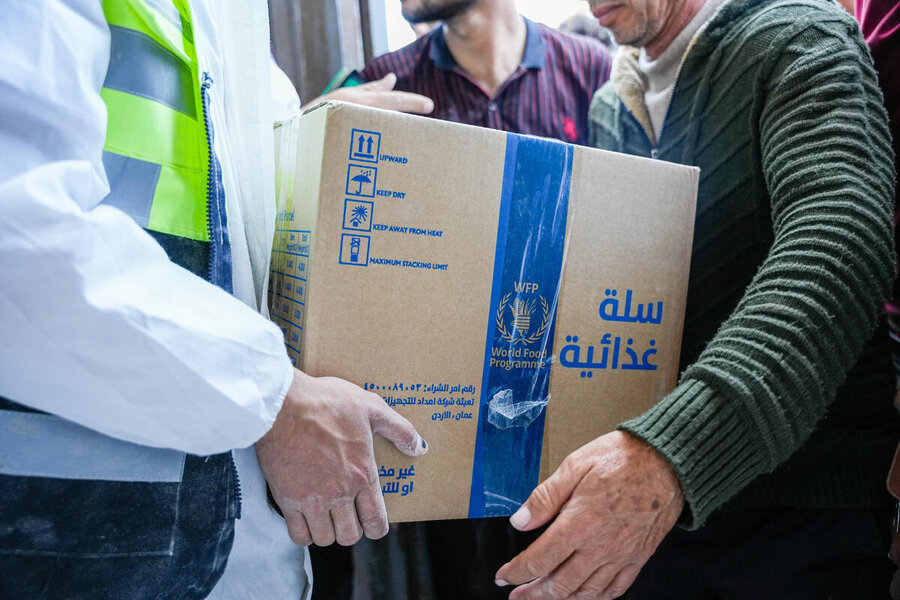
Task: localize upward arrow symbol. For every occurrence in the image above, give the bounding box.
[357,135,366,154]
[366,136,374,155]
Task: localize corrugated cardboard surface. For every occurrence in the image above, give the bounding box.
[270,101,698,522]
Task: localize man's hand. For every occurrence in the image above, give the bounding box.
[307,73,434,114]
[256,369,427,547]
[495,431,683,600]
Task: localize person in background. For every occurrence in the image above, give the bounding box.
[856,0,900,379]
[856,1,900,597]
[495,0,899,598]
[361,0,611,145]
[0,2,429,599]
[307,1,612,599]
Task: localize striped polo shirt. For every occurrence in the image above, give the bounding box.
[360,18,612,145]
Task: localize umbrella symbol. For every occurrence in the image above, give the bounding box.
[350,205,368,227]
[351,172,372,195]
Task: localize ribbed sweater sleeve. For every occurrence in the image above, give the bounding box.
[620,13,896,528]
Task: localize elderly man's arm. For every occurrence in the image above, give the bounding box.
[495,12,895,600]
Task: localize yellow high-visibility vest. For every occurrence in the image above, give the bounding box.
[100,0,231,288]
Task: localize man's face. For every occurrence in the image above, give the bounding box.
[587,0,670,47]
[400,0,479,24]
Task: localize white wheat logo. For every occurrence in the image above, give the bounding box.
[496,293,550,345]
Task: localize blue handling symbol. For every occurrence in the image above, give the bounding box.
[357,135,375,157]
[350,205,368,227]
[351,173,371,194]
[350,237,361,262]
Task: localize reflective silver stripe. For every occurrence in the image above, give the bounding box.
[101,150,160,228]
[144,0,184,32]
[0,410,185,483]
[104,25,196,118]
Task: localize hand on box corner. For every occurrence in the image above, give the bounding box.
[494,431,683,600]
[313,73,434,115]
[256,369,428,547]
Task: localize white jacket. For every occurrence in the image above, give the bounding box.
[0,0,294,456]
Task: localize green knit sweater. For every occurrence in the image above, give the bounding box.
[590,0,899,528]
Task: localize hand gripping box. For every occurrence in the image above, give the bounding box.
[269,101,698,522]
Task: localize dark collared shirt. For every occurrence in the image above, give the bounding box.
[360,18,612,145]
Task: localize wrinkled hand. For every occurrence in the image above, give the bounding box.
[256,369,427,547]
[309,73,434,114]
[495,431,683,600]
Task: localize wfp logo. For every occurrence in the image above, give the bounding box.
[496,290,550,346]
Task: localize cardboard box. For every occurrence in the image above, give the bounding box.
[269,101,698,522]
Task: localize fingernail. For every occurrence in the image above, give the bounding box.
[510,505,531,530]
[416,436,428,455]
[495,579,509,587]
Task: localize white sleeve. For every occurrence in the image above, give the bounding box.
[271,56,302,122]
[0,0,294,456]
